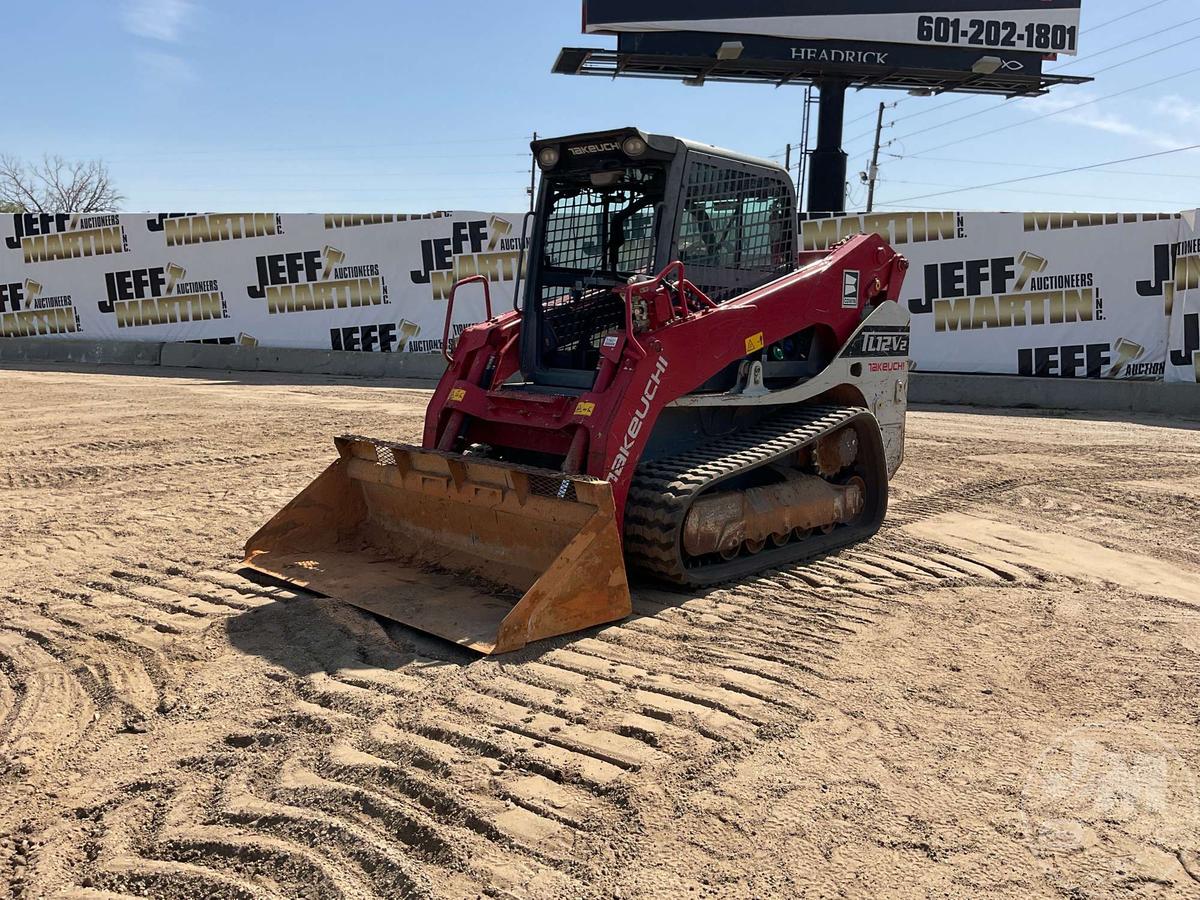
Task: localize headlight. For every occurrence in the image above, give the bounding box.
[622,136,648,158]
[537,147,561,169]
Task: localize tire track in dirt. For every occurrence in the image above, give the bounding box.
[2,449,298,493]
[8,488,1041,899]
[6,373,1197,898]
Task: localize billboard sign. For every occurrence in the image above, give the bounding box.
[614,31,1048,78]
[585,1,1083,56]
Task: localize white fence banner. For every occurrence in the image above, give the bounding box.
[4,207,1198,384]
[0,212,528,356]
[802,211,1181,380]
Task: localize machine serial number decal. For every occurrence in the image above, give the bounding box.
[575,401,596,417]
[745,332,765,354]
[448,388,467,402]
[842,326,911,359]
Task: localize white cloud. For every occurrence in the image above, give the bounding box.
[1027,91,1182,151]
[121,0,195,42]
[1156,94,1200,125]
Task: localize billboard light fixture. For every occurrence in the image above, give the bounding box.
[971,56,1003,75]
[717,41,744,61]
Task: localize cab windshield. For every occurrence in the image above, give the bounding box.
[540,165,666,280]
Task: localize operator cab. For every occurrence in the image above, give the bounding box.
[522,128,799,389]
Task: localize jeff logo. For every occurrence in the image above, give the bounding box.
[248,246,387,315]
[1016,334,1166,379]
[410,217,527,301]
[1171,313,1199,377]
[147,213,283,247]
[1137,238,1200,317]
[909,251,1100,333]
[100,264,227,328]
[330,320,421,353]
[6,213,127,264]
[0,278,81,337]
[842,270,860,309]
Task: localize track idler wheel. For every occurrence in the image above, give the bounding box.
[682,471,866,561]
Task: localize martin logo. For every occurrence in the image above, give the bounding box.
[801,212,965,252]
[6,213,127,264]
[906,251,1100,333]
[99,264,227,328]
[148,213,283,247]
[325,212,450,230]
[842,326,911,359]
[0,278,81,337]
[248,246,387,314]
[842,270,860,309]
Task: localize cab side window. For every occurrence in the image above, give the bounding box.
[677,161,796,301]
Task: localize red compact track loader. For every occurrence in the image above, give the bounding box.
[245,128,911,654]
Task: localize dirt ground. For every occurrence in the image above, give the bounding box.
[1,363,1198,900]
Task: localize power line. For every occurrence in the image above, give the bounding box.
[883,151,1200,180]
[888,42,1200,150]
[878,18,1200,144]
[1083,0,1176,34]
[1049,15,1200,71]
[1084,31,1200,77]
[877,141,1200,205]
[903,63,1200,157]
[877,178,1187,206]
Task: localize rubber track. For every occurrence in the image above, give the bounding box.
[624,405,885,586]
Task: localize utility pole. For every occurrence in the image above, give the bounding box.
[528,132,538,212]
[866,103,886,213]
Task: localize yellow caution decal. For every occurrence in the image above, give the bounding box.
[575,401,596,417]
[449,387,467,403]
[745,332,765,354]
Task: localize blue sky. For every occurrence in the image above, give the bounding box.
[2,0,1197,214]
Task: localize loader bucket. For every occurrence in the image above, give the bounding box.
[243,436,632,655]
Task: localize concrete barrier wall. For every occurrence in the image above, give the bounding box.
[157,343,449,380]
[908,372,1200,418]
[2,338,1197,418]
[0,337,164,367]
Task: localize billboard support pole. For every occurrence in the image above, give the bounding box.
[806,79,848,216]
